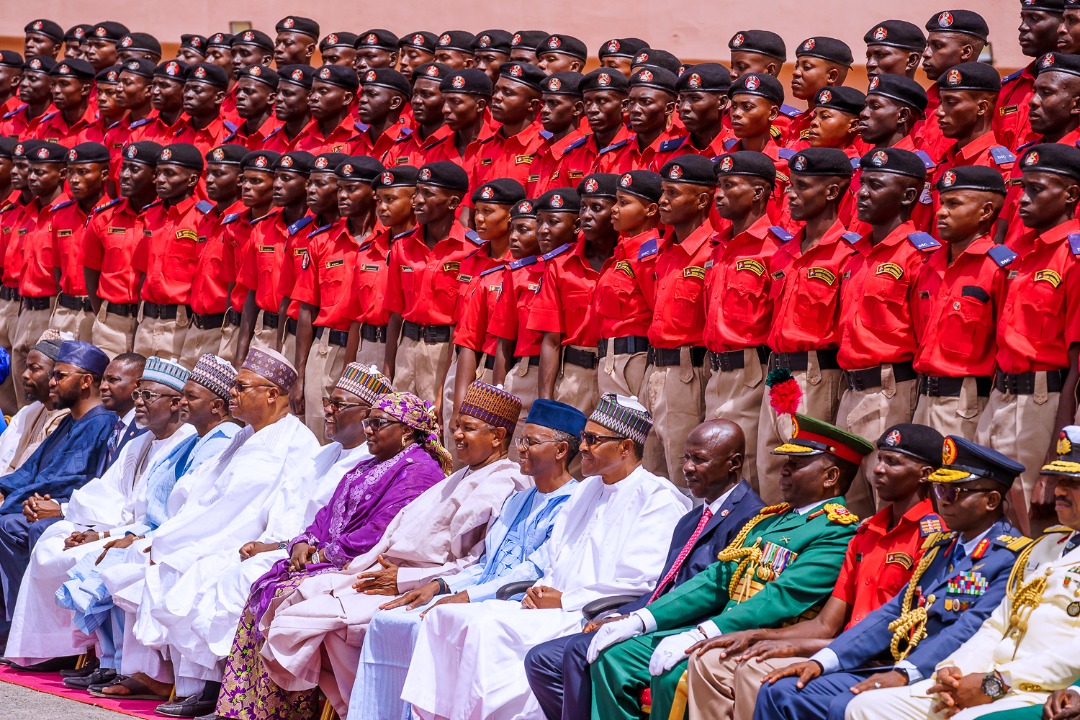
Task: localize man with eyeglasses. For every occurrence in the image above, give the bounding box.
[754,435,1027,720]
[0,331,71,476]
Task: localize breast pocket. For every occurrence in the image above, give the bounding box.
[941,289,993,357]
[1017,277,1065,342]
[432,266,464,311]
[862,274,910,333]
[595,280,631,321]
[724,263,769,325]
[672,277,705,328]
[792,274,840,334]
[169,235,200,275]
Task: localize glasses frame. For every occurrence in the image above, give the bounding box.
[579,431,625,448]
[131,389,180,404]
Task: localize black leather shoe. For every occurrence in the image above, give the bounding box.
[156,695,218,718]
[64,667,117,689]
[60,658,99,678]
[9,655,80,672]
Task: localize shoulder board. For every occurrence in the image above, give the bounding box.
[480,264,505,277]
[144,199,163,209]
[354,121,371,134]
[1044,524,1074,534]
[987,244,1018,268]
[563,136,589,154]
[287,216,314,236]
[394,128,414,143]
[722,137,739,151]
[638,237,660,260]
[48,198,76,212]
[194,200,215,215]
[907,231,940,251]
[659,136,687,153]
[392,227,416,241]
[769,225,794,242]
[222,121,238,133]
[1001,69,1023,85]
[850,156,861,169]
[1,105,26,120]
[989,146,1015,166]
[539,129,554,141]
[1015,139,1037,154]
[222,131,238,143]
[41,110,59,122]
[221,212,241,225]
[265,126,283,139]
[994,534,1034,552]
[597,138,630,156]
[509,255,538,270]
[922,530,956,550]
[778,104,800,118]
[307,222,334,238]
[130,117,153,129]
[777,148,796,160]
[1070,233,1080,257]
[841,231,862,244]
[918,514,944,537]
[541,242,573,261]
[464,229,484,246]
[93,197,122,214]
[913,149,936,170]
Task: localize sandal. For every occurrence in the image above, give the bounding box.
[88,674,170,701]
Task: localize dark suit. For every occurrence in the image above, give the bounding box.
[524,479,764,720]
[94,416,145,478]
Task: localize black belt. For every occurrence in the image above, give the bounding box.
[844,361,918,391]
[402,320,451,344]
[261,310,280,329]
[285,317,297,336]
[142,301,179,320]
[598,335,650,358]
[190,310,227,330]
[314,326,349,347]
[769,349,840,372]
[106,302,138,317]
[563,346,598,369]
[225,308,242,326]
[21,296,53,311]
[361,323,388,343]
[649,346,708,368]
[994,369,1068,395]
[709,346,770,372]
[919,375,992,398]
[515,355,540,367]
[58,293,93,312]
[0,285,19,302]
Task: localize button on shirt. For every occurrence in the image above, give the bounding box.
[527,239,602,347]
[234,210,286,314]
[489,255,546,357]
[81,198,147,305]
[52,196,105,297]
[132,195,207,305]
[647,221,716,349]
[189,201,243,315]
[351,226,393,328]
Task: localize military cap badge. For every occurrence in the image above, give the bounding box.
[871,150,887,166]
[314,157,329,169]
[619,174,632,187]
[481,186,495,199]
[938,11,954,27]
[160,148,173,161]
[283,18,296,29]
[731,33,746,47]
[419,168,432,181]
[942,170,957,186]
[720,157,733,172]
[451,75,465,89]
[669,164,684,179]
[873,27,887,41]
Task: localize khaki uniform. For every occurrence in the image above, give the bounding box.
[90,302,138,358]
[641,353,709,486]
[133,308,189,360]
[597,342,648,398]
[303,336,348,440]
[12,301,56,404]
[552,347,600,417]
[687,653,804,720]
[180,320,226,370]
[49,303,94,342]
[0,296,21,412]
[393,335,452,407]
[704,349,767,493]
[912,376,988,441]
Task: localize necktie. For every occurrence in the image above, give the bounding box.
[951,542,966,570]
[648,507,713,604]
[106,419,125,460]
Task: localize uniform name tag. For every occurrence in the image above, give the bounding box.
[258,245,275,252]
[1035,268,1062,287]
[514,155,533,165]
[443,261,460,273]
[457,273,472,283]
[293,248,307,256]
[736,258,765,276]
[175,228,198,241]
[56,229,73,237]
[395,157,408,165]
[480,158,493,166]
[108,227,126,234]
[807,267,836,285]
[361,263,380,272]
[567,170,584,179]
[683,266,706,280]
[876,262,904,280]
[325,258,344,269]
[401,265,414,272]
[196,235,207,243]
[999,105,1018,116]
[17,228,27,235]
[615,260,635,278]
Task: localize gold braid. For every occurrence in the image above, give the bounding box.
[887,544,942,662]
[1005,537,1049,642]
[716,504,790,598]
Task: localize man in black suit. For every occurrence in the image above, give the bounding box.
[524,419,765,720]
[93,353,146,478]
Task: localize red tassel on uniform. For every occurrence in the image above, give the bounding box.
[766,368,802,416]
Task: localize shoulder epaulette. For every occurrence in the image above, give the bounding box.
[922,530,956,550]
[841,231,862,244]
[480,263,505,277]
[1001,69,1023,85]
[307,222,334,238]
[287,215,314,236]
[913,149,936,170]
[130,117,153,129]
[2,104,26,120]
[722,137,739,151]
[778,104,801,118]
[658,136,687,153]
[987,244,1018,268]
[597,138,629,156]
[1015,139,1037,154]
[989,146,1016,166]
[40,110,58,122]
[562,136,589,155]
[1044,525,1073,534]
[222,120,238,133]
[221,212,241,225]
[769,225,794,242]
[265,126,283,139]
[994,534,1033,552]
[509,255,538,270]
[394,128,413,143]
[777,148,796,160]
[1069,233,1080,257]
[391,227,416,241]
[93,197,123,214]
[850,156,861,169]
[222,131,238,144]
[638,237,659,260]
[907,231,941,251]
[541,242,573,261]
[464,229,484,246]
[194,200,215,214]
[354,121,371,134]
[538,129,553,141]
[918,514,944,537]
[48,198,76,212]
[144,199,163,209]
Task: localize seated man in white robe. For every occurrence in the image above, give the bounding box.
[353,397,587,720]
[401,394,692,720]
[0,331,71,475]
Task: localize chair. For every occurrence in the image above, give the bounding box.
[495,580,534,601]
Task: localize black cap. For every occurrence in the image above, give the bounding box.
[599,37,650,60]
[535,188,581,213]
[311,152,350,173]
[90,22,130,44]
[937,61,1001,92]
[728,30,786,61]
[12,140,45,159]
[814,85,866,115]
[926,10,991,41]
[96,66,122,84]
[64,25,92,44]
[240,150,281,172]
[360,68,411,95]
[867,73,928,112]
[936,165,1007,195]
[239,64,279,89]
[313,64,359,92]
[631,48,682,75]
[729,72,785,104]
[788,147,855,177]
[510,198,538,218]
[499,62,546,92]
[928,436,1024,487]
[180,34,208,56]
[616,170,663,203]
[677,63,732,93]
[206,33,233,49]
[629,66,677,94]
[440,68,493,96]
[539,34,588,61]
[581,68,629,94]
[715,151,777,184]
[50,58,95,80]
[414,62,454,83]
[472,178,527,204]
[511,31,550,52]
[27,142,69,164]
[0,51,22,69]
[357,29,399,51]
[865,21,927,51]
[375,165,420,188]
[1019,143,1080,180]
[1037,51,1080,78]
[186,62,230,89]
[121,141,163,166]
[120,57,156,80]
[275,151,314,174]
[660,154,719,187]
[66,142,110,165]
[155,60,188,82]
[399,31,437,54]
[336,156,385,183]
[473,30,513,54]
[796,36,853,66]
[417,161,470,192]
[878,424,946,464]
[320,32,358,52]
[1020,0,1066,13]
[279,64,315,89]
[542,71,584,96]
[0,138,17,159]
[119,33,161,57]
[436,31,476,54]
[860,147,928,180]
[275,16,320,40]
[24,19,64,43]
[23,56,56,74]
[158,143,205,172]
[231,29,274,52]
[577,173,619,198]
[206,144,249,165]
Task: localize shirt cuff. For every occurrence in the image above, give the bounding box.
[697,620,722,639]
[895,660,922,683]
[810,648,840,674]
[631,609,657,633]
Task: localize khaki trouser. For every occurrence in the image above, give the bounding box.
[641,352,709,486]
[133,306,189,360]
[217,319,240,365]
[250,310,282,355]
[598,342,649,398]
[687,652,805,720]
[50,303,94,342]
[90,302,138,359]
[303,334,348,441]
[912,377,987,441]
[505,357,539,461]
[355,336,385,370]
[281,325,297,369]
[0,296,20,414]
[13,301,57,408]
[553,347,600,417]
[704,350,767,493]
[756,356,844,506]
[393,335,452,409]
[835,367,918,519]
[976,382,1061,537]
[180,321,225,370]
[442,355,459,464]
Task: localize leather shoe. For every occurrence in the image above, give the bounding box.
[60,658,99,678]
[64,667,116,689]
[156,695,218,718]
[9,655,79,672]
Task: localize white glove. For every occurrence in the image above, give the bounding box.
[586,615,645,663]
[648,628,705,676]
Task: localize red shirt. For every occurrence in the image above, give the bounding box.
[837,221,941,369]
[590,231,659,340]
[142,111,187,146]
[290,220,362,330]
[454,248,514,354]
[581,126,635,176]
[917,132,1016,232]
[383,124,457,168]
[347,121,412,166]
[235,210,290,314]
[32,104,104,145]
[999,128,1080,251]
[19,194,70,298]
[261,123,310,154]
[647,221,716,349]
[293,118,353,155]
[5,197,40,289]
[489,255,546,357]
[780,108,814,152]
[465,120,549,201]
[51,195,106,297]
[352,227,393,327]
[0,103,50,139]
[914,85,954,165]
[604,127,681,174]
[225,115,283,151]
[275,214,317,320]
[840,134,936,237]
[651,127,737,169]
[527,240,602,347]
[0,193,28,288]
[171,115,237,154]
[189,200,243,315]
[532,127,589,195]
[82,197,147,304]
[132,195,211,305]
[996,219,1080,373]
[994,63,1037,152]
[102,112,159,186]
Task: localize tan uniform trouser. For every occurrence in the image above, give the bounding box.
[355,336,385,369]
[304,334,348,442]
[704,350,766,493]
[90,302,138,359]
[281,327,297,369]
[49,303,94,342]
[505,357,539,462]
[912,377,987,441]
[394,335,452,408]
[180,321,225,370]
[13,302,57,408]
[687,652,805,720]
[0,296,20,414]
[217,320,240,365]
[553,347,600,417]
[641,352,709,486]
[133,307,189,360]
[597,342,649,398]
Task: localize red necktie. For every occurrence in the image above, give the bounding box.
[648,507,713,604]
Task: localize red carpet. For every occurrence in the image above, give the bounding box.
[0,664,164,718]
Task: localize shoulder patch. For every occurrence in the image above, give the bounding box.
[480,264,505,277]
[265,126,283,139]
[394,127,414,142]
[194,200,215,214]
[913,149,936,170]
[48,198,75,212]
[541,242,573,261]
[41,110,59,122]
[1069,233,1080,257]
[464,229,484,246]
[1001,69,1023,85]
[223,120,238,133]
[509,255,538,270]
[987,244,1018,268]
[841,231,862,244]
[538,129,554,141]
[769,225,794,242]
[1015,139,1037,154]
[850,156,861,169]
[995,534,1034,552]
[778,104,800,118]
[907,231,941,251]
[777,148,796,160]
[307,222,334,238]
[989,146,1015,166]
[93,197,122,214]
[354,121,371,134]
[563,136,588,155]
[823,502,859,525]
[221,212,241,225]
[722,137,739,151]
[130,117,153,129]
[659,136,687,153]
[638,237,659,260]
[287,216,314,236]
[919,515,944,537]
[1,105,26,121]
[597,138,629,156]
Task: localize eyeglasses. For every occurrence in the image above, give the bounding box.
[516,436,560,451]
[131,389,179,403]
[363,417,400,432]
[232,381,277,394]
[579,431,625,448]
[322,397,368,413]
[932,483,995,504]
[49,370,87,382]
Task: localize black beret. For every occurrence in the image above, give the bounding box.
[865,21,927,51]
[120,141,163,166]
[12,140,45,158]
[24,19,64,43]
[180,34,208,56]
[437,31,477,55]
[929,436,1024,487]
[155,60,188,81]
[1019,142,1080,179]
[66,142,110,165]
[336,156,385,183]
[279,64,315,88]
[937,61,1001,92]
[542,71,584,96]
[860,147,928,180]
[185,62,230,89]
[158,143,204,172]
[599,37,650,60]
[788,147,855,177]
[440,69,493,96]
[0,51,23,69]
[499,62,546,92]
[715,151,777,184]
[632,48,682,75]
[239,64,279,89]
[936,165,1007,194]
[313,64,359,92]
[577,173,619,198]
[206,33,233,49]
[23,56,56,74]
[510,198,538,218]
[472,177,527,204]
[814,85,866,115]
[360,68,411,95]
[230,30,274,52]
[240,150,281,172]
[581,68,629,94]
[96,66,122,85]
[1036,51,1080,78]
[320,32,358,51]
[660,154,719,186]
[677,63,733,93]
[0,137,17,159]
[629,66,678,94]
[729,72,785,105]
[51,58,95,80]
[275,16,320,40]
[877,424,945,464]
[616,170,664,203]
[375,165,420,188]
[120,57,156,79]
[120,33,161,56]
[728,30,787,61]
[311,152,350,173]
[399,31,437,54]
[417,161,470,191]
[511,31,550,52]
[205,144,249,165]
[90,22,129,43]
[275,150,315,174]
[413,63,454,83]
[796,36,854,66]
[926,10,991,40]
[538,34,588,61]
[535,188,581,213]
[1021,0,1065,13]
[473,30,513,54]
[357,29,400,51]
[867,73,928,112]
[64,25,92,44]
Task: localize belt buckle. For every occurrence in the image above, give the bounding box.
[772,353,790,371]
[926,376,940,396]
[846,371,863,392]
[718,352,735,373]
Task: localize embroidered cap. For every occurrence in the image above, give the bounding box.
[278,64,315,89]
[157,143,204,172]
[929,436,1024,486]
[814,85,866,116]
[616,170,663,203]
[589,393,653,446]
[577,173,619,199]
[1042,426,1080,478]
[728,30,787,61]
[241,150,282,172]
[32,329,71,361]
[525,398,588,437]
[374,165,420,188]
[320,32,358,52]
[459,381,523,432]
[142,356,191,393]
[66,142,110,165]
[1019,143,1080,180]
[630,48,682,74]
[772,413,874,465]
[859,147,927,180]
[598,37,649,60]
[676,63,732,94]
[191,354,238,401]
[416,161,470,191]
[538,34,588,61]
[180,34,208,57]
[336,363,393,405]
[925,10,990,41]
[795,36,853,66]
[206,144,249,166]
[275,16,320,40]
[864,20,927,51]
[355,29,399,51]
[24,19,64,43]
[242,347,298,392]
[534,188,581,213]
[472,178,526,205]
[787,147,855,178]
[715,150,777,184]
[542,71,584,97]
[439,68,493,96]
[936,165,1007,195]
[729,72,785,104]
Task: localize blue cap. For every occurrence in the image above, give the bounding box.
[929,436,1025,487]
[56,340,109,378]
[525,399,587,438]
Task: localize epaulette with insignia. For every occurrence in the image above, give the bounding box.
[392,227,416,241]
[658,136,686,153]
[354,121,371,134]
[2,105,26,120]
[987,244,1017,268]
[778,104,801,118]
[395,127,414,142]
[480,264,504,277]
[919,515,943,537]
[538,129,553,141]
[265,126,283,139]
[49,198,75,212]
[907,231,940,251]
[144,199,163,209]
[597,138,629,156]
[464,229,483,246]
[638,237,659,260]
[541,242,573,261]
[223,121,238,133]
[222,131,238,143]
[221,212,241,225]
[562,136,588,155]
[194,200,215,214]
[307,222,333,238]
[989,146,1015,166]
[777,148,796,160]
[509,255,537,270]
[769,125,783,139]
[130,117,153,129]
[913,149,936,170]
[722,137,739,151]
[93,197,123,214]
[922,531,956,550]
[1001,69,1023,85]
[40,110,59,122]
[1069,233,1080,257]
[841,231,861,244]
[820,502,859,525]
[850,156,861,169]
[769,225,794,242]
[1015,139,1037,154]
[995,534,1033,552]
[1044,525,1073,534]
[287,216,314,236]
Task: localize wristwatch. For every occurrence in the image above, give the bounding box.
[981,671,1008,701]
[277,541,288,550]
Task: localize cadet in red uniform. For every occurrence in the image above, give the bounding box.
[131,142,209,358]
[550,69,630,186]
[976,144,1080,535]
[174,63,236,154]
[864,20,926,80]
[83,22,128,72]
[535,34,588,74]
[0,140,33,410]
[348,68,411,164]
[226,64,281,150]
[204,32,234,72]
[434,31,477,70]
[83,140,161,357]
[726,73,790,214]
[93,66,125,145]
[177,34,208,65]
[353,29,399,76]
[382,63,450,168]
[395,31,437,81]
[598,37,650,78]
[996,0,1064,152]
[727,29,787,84]
[806,85,865,158]
[22,19,63,60]
[298,65,357,154]
[759,148,860,501]
[652,64,733,167]
[228,29,273,81]
[117,33,162,65]
[784,36,853,150]
[836,148,939,517]
[261,65,313,154]
[472,30,513,83]
[103,59,157,175]
[62,25,90,61]
[318,32,358,68]
[606,67,678,173]
[532,71,586,195]
[273,16,319,67]
[145,60,187,145]
[35,59,100,145]
[0,52,25,119]
[509,31,549,64]
[437,68,492,181]
[640,155,717,484]
[2,57,54,140]
[467,61,546,194]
